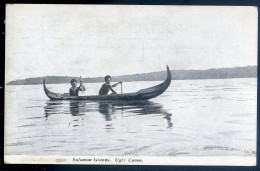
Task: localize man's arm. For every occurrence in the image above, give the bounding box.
[109,85,117,94]
[78,81,85,91]
[112,82,122,87]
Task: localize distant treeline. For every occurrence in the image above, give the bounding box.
[6,66,257,85]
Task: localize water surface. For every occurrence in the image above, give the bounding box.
[5,78,257,156]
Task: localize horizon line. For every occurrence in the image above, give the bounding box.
[7,65,257,83]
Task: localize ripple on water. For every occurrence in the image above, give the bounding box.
[17,124,36,128]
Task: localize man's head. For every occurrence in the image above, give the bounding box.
[71,79,77,87]
[104,75,111,84]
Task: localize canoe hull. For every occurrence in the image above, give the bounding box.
[44,66,171,100]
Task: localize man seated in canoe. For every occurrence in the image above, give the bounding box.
[99,75,122,95]
[69,79,86,96]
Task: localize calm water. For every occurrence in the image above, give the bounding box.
[4,78,257,156]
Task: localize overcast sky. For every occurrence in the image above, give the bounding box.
[5,5,257,82]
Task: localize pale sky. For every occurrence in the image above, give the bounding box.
[5,5,258,83]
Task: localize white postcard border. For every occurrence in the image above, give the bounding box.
[4,155,256,166]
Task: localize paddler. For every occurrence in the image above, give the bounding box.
[69,78,86,96]
[99,75,122,95]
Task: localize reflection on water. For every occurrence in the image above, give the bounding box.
[70,101,86,116]
[44,100,173,128]
[98,102,115,121]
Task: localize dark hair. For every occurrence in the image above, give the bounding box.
[71,79,77,84]
[104,75,111,82]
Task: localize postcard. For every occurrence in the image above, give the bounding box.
[4,4,257,165]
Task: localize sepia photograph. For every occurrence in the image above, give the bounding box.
[4,4,257,165]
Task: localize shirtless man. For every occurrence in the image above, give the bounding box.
[69,79,85,96]
[99,75,122,95]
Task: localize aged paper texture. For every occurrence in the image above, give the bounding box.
[5,4,257,165]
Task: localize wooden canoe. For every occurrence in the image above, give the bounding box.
[44,66,171,100]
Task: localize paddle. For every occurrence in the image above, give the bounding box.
[79,76,85,95]
[121,82,123,94]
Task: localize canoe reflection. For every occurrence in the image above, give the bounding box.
[44,100,173,128]
[44,101,86,117]
[98,101,173,128]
